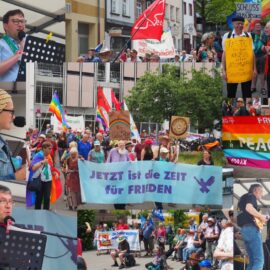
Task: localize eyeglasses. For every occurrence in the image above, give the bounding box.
[0,199,15,206]
[10,19,27,25]
[1,109,15,116]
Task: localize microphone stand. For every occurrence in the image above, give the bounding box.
[0,133,26,141]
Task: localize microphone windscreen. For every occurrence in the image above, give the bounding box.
[18,31,26,41]
[13,116,26,127]
[3,216,15,225]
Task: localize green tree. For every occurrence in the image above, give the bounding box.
[126,66,223,133]
[78,210,96,251]
[195,0,244,31]
[173,210,189,229]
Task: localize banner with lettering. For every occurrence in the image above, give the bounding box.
[78,160,222,206]
[51,115,85,133]
[97,230,140,251]
[222,116,270,168]
[13,208,76,270]
[132,29,175,59]
[225,37,253,83]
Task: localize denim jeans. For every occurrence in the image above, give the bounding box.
[241,225,264,270]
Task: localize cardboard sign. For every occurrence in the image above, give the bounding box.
[169,116,189,139]
[236,3,261,19]
[225,37,253,83]
[109,111,131,140]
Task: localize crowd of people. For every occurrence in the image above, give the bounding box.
[89,213,233,270]
[222,98,262,116]
[76,31,223,65]
[24,124,218,211]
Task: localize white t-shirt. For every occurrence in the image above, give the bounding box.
[222,30,254,51]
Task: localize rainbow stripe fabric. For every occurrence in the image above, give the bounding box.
[96,106,109,130]
[262,0,270,17]
[222,116,270,169]
[49,91,70,130]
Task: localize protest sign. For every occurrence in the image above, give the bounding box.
[236,2,261,19]
[225,37,253,83]
[132,29,175,59]
[97,230,140,251]
[51,115,85,133]
[169,116,189,139]
[222,116,270,168]
[109,111,131,140]
[79,160,222,206]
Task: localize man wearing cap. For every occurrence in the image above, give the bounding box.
[88,140,105,163]
[110,236,130,269]
[0,9,26,81]
[233,98,250,116]
[222,15,257,98]
[204,217,219,264]
[0,89,16,180]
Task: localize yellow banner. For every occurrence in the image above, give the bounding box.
[225,37,253,83]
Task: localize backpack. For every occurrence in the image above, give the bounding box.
[125,254,136,267]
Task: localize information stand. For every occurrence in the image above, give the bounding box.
[0,228,47,270]
[17,35,65,81]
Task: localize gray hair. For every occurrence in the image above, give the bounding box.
[201,32,215,44]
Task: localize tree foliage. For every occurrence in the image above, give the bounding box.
[195,0,244,31]
[173,210,189,229]
[125,65,223,133]
[78,210,96,251]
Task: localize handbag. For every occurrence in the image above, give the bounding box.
[27,165,43,192]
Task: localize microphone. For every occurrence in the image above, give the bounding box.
[13,116,26,127]
[18,31,26,41]
[3,216,15,225]
[3,216,15,234]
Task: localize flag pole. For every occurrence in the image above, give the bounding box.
[111,0,163,64]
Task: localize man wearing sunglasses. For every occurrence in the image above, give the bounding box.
[0,9,26,82]
[0,89,16,180]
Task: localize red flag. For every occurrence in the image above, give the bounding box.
[97,86,111,112]
[131,0,165,41]
[111,89,121,111]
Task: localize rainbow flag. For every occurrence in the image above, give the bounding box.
[96,106,109,130]
[49,91,70,130]
[222,116,270,169]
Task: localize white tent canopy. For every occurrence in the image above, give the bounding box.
[0,0,65,44]
[234,178,270,210]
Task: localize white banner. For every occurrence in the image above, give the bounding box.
[132,30,175,59]
[236,3,261,19]
[97,230,140,251]
[51,115,85,133]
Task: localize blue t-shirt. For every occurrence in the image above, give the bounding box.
[0,36,20,82]
[143,223,154,239]
[78,140,92,160]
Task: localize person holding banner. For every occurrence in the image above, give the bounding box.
[110,236,130,269]
[222,15,257,98]
[0,9,26,82]
[263,21,270,97]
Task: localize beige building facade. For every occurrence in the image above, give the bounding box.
[65,0,105,62]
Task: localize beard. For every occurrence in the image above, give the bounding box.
[118,148,126,155]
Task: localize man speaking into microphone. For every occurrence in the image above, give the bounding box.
[0,185,13,230]
[0,9,26,82]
